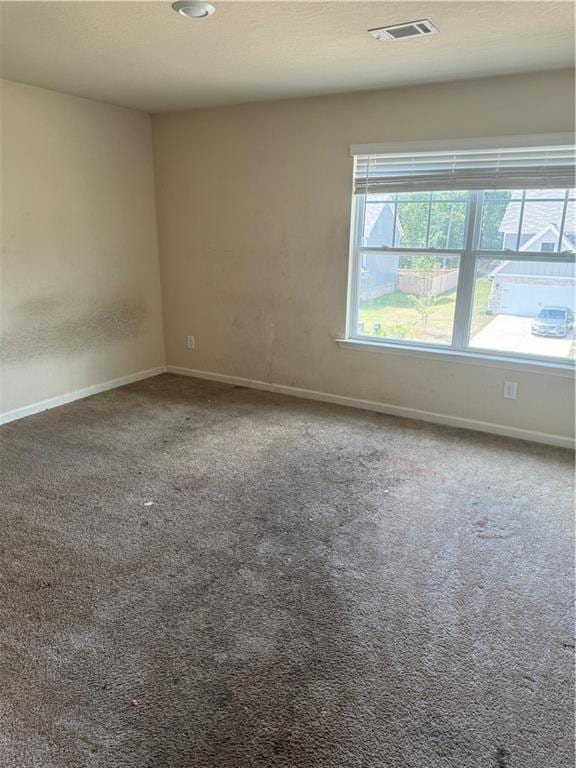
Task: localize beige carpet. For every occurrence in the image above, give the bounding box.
[0,373,574,768]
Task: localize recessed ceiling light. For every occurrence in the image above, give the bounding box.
[172,1,215,19]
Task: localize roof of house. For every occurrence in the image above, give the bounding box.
[490,259,575,279]
[500,190,575,235]
[364,202,403,242]
[520,224,574,253]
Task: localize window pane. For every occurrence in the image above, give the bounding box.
[396,202,429,248]
[357,252,460,345]
[479,189,576,253]
[562,200,575,252]
[519,200,565,252]
[428,200,467,249]
[362,194,396,247]
[479,191,515,250]
[396,191,467,249]
[362,191,469,250]
[469,257,576,361]
[524,188,567,199]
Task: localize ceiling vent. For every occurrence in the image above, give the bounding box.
[369,19,438,42]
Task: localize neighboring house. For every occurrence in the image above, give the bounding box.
[499,190,576,252]
[488,191,576,316]
[487,260,575,316]
[359,203,403,299]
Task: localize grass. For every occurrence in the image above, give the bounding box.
[359,276,493,344]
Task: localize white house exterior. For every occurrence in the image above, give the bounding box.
[487,260,575,316]
[488,191,576,316]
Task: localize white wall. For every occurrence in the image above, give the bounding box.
[0,80,165,414]
[152,70,575,444]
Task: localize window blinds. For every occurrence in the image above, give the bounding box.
[353,145,576,195]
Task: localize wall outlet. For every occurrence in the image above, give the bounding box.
[503,381,518,400]
[186,335,195,350]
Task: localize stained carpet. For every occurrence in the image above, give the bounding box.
[0,373,574,768]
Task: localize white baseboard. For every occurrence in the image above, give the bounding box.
[0,366,166,425]
[167,365,574,450]
[2,362,571,449]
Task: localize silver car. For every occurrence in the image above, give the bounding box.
[531,306,574,337]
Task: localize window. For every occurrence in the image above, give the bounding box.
[348,141,576,365]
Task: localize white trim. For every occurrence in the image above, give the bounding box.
[0,366,166,425]
[3,361,571,448]
[350,133,575,157]
[336,338,575,377]
[166,365,574,450]
[517,223,574,254]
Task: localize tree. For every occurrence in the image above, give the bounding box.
[410,291,439,334]
[478,192,512,249]
[394,191,511,255]
[407,253,444,270]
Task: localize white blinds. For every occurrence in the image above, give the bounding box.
[353,145,576,195]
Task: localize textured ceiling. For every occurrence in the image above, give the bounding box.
[1,1,574,113]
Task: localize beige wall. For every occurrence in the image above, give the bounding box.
[152,70,575,443]
[1,72,574,442]
[1,80,165,414]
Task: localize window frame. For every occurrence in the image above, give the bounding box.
[346,184,576,370]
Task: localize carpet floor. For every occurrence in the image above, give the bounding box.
[0,373,574,768]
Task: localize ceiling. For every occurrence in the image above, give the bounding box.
[1,1,574,113]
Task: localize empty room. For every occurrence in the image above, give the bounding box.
[1,1,574,766]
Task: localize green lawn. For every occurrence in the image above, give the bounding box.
[359,276,492,344]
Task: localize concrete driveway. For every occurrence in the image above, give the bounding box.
[470,314,575,357]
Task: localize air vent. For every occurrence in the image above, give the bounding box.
[369,19,438,42]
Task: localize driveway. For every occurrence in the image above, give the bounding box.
[470,314,575,357]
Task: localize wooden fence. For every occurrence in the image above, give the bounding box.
[397,268,459,297]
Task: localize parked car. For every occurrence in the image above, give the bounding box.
[531,306,574,337]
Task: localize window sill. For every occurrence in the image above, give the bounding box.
[335,338,576,378]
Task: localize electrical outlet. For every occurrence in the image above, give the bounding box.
[186,335,195,350]
[503,381,518,400]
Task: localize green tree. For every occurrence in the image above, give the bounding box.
[479,191,512,249]
[410,292,439,333]
[394,191,511,254]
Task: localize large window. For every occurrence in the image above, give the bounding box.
[348,142,576,365]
